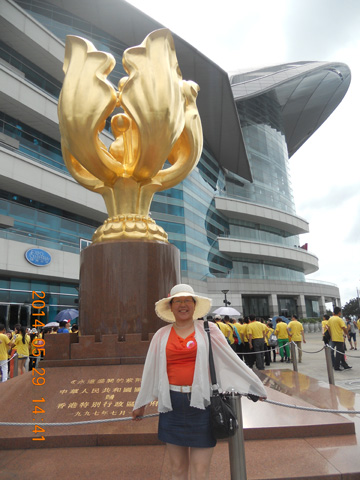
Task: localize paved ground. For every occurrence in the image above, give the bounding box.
[1,331,360,479]
[268,331,360,395]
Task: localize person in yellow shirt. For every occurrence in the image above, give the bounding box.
[275,318,290,363]
[235,318,245,361]
[233,319,243,357]
[71,324,80,336]
[322,314,330,345]
[287,314,306,363]
[240,317,252,368]
[264,321,276,364]
[29,329,40,371]
[12,324,31,375]
[0,323,10,382]
[327,307,352,371]
[223,316,236,351]
[214,315,231,343]
[247,314,266,370]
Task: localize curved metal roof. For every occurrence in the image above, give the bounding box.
[230,62,351,157]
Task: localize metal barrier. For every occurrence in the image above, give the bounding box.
[324,345,335,385]
[12,354,18,378]
[228,390,247,480]
[290,342,298,372]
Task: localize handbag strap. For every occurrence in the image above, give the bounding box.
[204,320,219,392]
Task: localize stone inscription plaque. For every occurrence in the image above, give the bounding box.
[56,374,158,420]
[0,364,160,449]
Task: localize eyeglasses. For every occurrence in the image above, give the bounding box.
[172,299,194,305]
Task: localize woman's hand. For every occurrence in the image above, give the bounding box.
[132,406,145,421]
[247,394,267,402]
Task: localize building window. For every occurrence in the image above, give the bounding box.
[305,298,320,318]
[0,112,66,173]
[242,296,269,318]
[0,190,99,253]
[277,298,297,318]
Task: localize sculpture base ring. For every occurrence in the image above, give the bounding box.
[92,214,169,243]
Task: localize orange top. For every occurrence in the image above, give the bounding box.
[166,327,197,386]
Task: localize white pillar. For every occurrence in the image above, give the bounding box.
[319,296,326,316]
[268,294,278,317]
[297,295,306,318]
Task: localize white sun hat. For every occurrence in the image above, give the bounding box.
[155,284,212,323]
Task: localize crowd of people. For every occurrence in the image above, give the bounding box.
[209,313,305,371]
[208,308,360,374]
[0,320,79,382]
[1,307,357,385]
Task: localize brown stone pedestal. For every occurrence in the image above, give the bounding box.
[79,241,180,340]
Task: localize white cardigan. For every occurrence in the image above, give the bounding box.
[134,320,267,412]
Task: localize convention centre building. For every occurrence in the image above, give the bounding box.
[0,0,351,328]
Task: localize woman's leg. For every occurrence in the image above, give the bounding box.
[166,444,190,480]
[295,341,302,362]
[189,447,214,480]
[18,358,25,375]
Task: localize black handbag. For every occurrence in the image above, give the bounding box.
[204,320,238,439]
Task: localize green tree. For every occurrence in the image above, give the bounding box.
[342,297,360,317]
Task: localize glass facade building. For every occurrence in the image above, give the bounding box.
[225,91,305,284]
[0,0,350,327]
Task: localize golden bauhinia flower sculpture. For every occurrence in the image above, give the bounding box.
[58,29,203,243]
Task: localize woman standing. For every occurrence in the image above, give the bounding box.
[12,324,30,375]
[132,284,267,480]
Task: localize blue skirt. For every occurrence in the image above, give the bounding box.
[158,390,216,448]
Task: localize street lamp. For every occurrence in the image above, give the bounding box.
[221,289,231,307]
